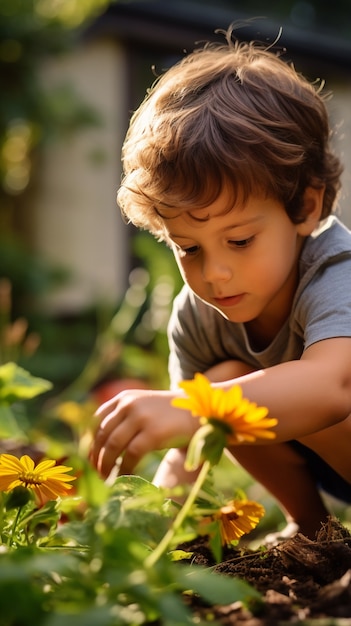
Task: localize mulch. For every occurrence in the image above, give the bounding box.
[179,517,351,625]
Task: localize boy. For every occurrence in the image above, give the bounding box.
[90,28,351,540]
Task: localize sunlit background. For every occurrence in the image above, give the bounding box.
[1,0,351,534]
[0,0,350,394]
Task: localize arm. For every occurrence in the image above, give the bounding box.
[218,337,351,441]
[90,337,351,478]
[90,359,253,479]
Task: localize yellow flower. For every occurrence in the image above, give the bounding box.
[56,400,97,426]
[216,499,265,545]
[172,373,277,443]
[0,454,76,504]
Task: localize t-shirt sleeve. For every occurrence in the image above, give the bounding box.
[294,255,351,350]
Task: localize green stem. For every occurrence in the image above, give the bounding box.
[8,506,22,547]
[145,460,211,568]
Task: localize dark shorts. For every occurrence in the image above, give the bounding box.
[290,441,351,504]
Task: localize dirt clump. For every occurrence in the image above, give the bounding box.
[179,517,351,624]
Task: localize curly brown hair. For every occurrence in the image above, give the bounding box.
[117,28,343,239]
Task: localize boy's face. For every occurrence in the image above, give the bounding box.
[164,189,309,340]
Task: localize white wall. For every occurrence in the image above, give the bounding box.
[30,38,351,315]
[31,38,128,313]
[328,83,351,228]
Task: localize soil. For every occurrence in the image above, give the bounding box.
[178,517,351,625]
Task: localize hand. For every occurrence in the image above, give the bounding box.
[90,388,198,479]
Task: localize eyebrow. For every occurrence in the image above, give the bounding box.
[168,215,265,239]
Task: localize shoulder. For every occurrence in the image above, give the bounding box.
[298,216,351,288]
[298,218,351,294]
[293,218,351,344]
[302,216,351,265]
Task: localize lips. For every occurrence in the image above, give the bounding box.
[213,294,245,307]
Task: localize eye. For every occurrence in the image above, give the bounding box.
[229,236,254,248]
[181,245,199,256]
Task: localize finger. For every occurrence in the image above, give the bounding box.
[91,390,157,468]
[90,391,145,470]
[90,408,123,468]
[95,395,120,418]
[96,417,141,478]
[117,431,152,475]
[95,389,147,418]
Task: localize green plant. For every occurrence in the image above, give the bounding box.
[0,363,266,625]
[0,473,264,626]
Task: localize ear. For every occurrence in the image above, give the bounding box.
[296,185,326,236]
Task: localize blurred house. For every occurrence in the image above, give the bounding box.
[32,0,351,313]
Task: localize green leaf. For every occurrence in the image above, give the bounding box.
[158,591,194,625]
[111,474,166,503]
[0,362,52,404]
[170,550,193,561]
[50,518,92,548]
[0,404,27,438]
[103,476,173,546]
[185,422,215,471]
[185,422,227,470]
[45,606,118,626]
[0,545,80,624]
[5,486,32,510]
[21,499,61,537]
[202,424,228,466]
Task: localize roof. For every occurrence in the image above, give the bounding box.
[86,0,351,75]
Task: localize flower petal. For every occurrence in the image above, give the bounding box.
[217,499,265,545]
[19,455,35,472]
[0,453,76,502]
[0,454,25,472]
[34,459,57,473]
[173,374,275,445]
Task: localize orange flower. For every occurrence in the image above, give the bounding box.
[216,499,265,545]
[172,373,277,443]
[0,454,76,504]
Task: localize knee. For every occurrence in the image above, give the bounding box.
[205,360,255,382]
[153,447,198,489]
[230,441,309,469]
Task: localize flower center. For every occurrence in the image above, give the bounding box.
[19,471,44,486]
[221,506,239,520]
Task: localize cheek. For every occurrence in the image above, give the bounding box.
[271,244,297,280]
[175,259,203,293]
[177,263,195,286]
[249,239,296,284]
[173,254,191,284]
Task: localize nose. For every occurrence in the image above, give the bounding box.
[201,252,232,284]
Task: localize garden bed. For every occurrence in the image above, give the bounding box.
[179,517,351,625]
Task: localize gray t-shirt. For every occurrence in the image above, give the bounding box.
[168,216,351,389]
